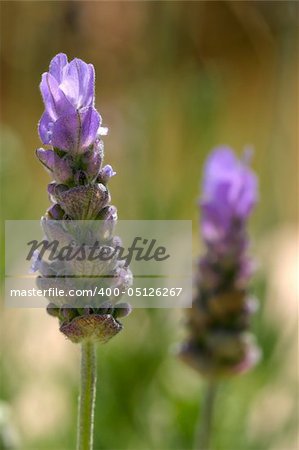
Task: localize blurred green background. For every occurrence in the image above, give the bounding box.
[0,1,298,449]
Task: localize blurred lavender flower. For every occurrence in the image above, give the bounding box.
[179,147,261,377]
[35,53,132,344]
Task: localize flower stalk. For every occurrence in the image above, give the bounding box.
[196,381,217,450]
[77,341,97,450]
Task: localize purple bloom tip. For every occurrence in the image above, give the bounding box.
[201,146,258,242]
[38,53,103,153]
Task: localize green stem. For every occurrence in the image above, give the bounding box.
[77,341,97,450]
[195,381,218,450]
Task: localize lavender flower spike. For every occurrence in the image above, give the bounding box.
[178,147,261,378]
[35,53,132,343]
[38,53,105,153]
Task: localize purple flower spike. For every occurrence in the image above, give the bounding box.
[38,53,101,153]
[178,147,260,378]
[35,53,132,344]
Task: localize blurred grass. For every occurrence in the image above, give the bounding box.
[0,1,298,449]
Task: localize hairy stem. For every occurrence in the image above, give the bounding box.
[195,381,218,450]
[77,341,97,450]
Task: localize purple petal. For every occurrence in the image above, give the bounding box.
[83,63,95,107]
[202,146,258,223]
[203,146,236,198]
[98,164,116,184]
[49,53,68,83]
[80,107,100,149]
[36,148,73,183]
[235,169,258,218]
[201,182,232,235]
[82,140,103,179]
[50,112,79,151]
[51,107,100,153]
[103,205,118,222]
[201,204,227,242]
[60,58,95,109]
[36,148,55,170]
[40,72,74,119]
[53,154,73,183]
[38,110,53,144]
[52,157,73,184]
